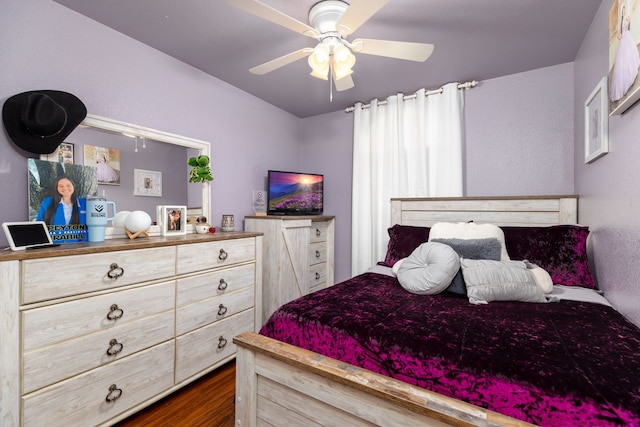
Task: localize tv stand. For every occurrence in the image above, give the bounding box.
[245,215,335,324]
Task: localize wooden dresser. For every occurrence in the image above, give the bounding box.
[244,216,334,324]
[0,232,262,427]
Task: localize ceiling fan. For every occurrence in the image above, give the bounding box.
[228,0,434,93]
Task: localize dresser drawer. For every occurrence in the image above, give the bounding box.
[309,242,327,266]
[308,263,326,290]
[22,340,175,427]
[310,221,329,243]
[23,281,175,352]
[176,237,256,275]
[22,247,176,303]
[177,263,255,308]
[176,309,254,383]
[23,310,174,394]
[177,285,254,335]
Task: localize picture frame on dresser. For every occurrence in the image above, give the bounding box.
[585,76,609,163]
[160,205,187,236]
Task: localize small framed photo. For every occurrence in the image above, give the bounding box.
[160,205,187,236]
[585,77,609,164]
[134,169,162,197]
[40,142,74,164]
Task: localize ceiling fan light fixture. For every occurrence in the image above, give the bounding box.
[333,43,356,68]
[310,66,330,80]
[333,66,353,81]
[331,43,356,81]
[308,43,332,80]
[308,43,330,65]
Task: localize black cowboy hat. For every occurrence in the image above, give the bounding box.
[2,90,87,154]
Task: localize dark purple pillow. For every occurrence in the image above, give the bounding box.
[502,225,597,289]
[379,224,430,267]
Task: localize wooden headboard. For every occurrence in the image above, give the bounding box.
[390,195,578,227]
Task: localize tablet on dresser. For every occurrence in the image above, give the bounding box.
[2,221,58,251]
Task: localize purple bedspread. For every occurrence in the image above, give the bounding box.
[260,273,640,426]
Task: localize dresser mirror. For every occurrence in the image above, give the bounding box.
[42,114,211,238]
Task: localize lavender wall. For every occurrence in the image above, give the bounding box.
[299,110,354,282]
[465,63,575,196]
[0,0,301,246]
[574,0,640,326]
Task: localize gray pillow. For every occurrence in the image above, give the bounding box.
[461,258,552,304]
[431,238,501,295]
[397,242,460,295]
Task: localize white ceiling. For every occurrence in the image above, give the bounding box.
[53,0,602,118]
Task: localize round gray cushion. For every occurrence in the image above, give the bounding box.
[397,242,460,295]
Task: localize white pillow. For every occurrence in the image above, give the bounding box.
[525,262,554,294]
[429,222,510,261]
[392,258,406,276]
[461,258,551,304]
[397,242,460,295]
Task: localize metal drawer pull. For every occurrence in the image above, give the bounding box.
[107,304,124,320]
[107,263,124,279]
[105,384,123,402]
[315,250,320,258]
[106,339,124,356]
[218,304,228,316]
[218,279,228,291]
[316,228,321,236]
[218,249,228,261]
[218,336,228,349]
[315,272,320,280]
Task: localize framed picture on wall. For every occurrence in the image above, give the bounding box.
[585,77,609,163]
[609,0,640,115]
[160,205,187,236]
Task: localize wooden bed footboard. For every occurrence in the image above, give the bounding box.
[234,332,532,427]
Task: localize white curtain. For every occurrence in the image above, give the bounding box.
[351,83,465,276]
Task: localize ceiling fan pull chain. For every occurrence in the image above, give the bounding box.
[330,78,333,102]
[329,61,334,102]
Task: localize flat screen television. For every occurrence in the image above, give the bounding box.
[267,170,324,215]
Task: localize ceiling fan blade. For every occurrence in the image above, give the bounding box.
[351,38,434,62]
[249,48,313,75]
[228,0,319,37]
[336,0,390,36]
[334,73,354,91]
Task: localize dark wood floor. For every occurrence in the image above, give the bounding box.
[113,361,236,427]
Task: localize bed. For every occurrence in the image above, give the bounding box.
[234,195,640,426]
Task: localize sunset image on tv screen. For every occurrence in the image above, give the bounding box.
[269,172,323,212]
